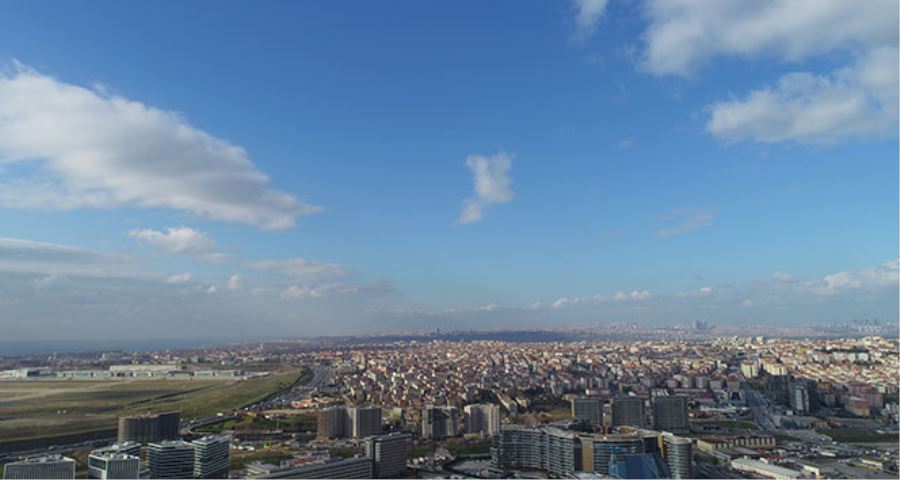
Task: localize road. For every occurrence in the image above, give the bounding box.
[744,384,777,431]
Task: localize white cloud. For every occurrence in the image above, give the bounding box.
[206,285,218,294]
[129,226,215,254]
[279,281,391,301]
[480,304,498,312]
[281,285,322,300]
[707,48,898,143]
[656,207,714,237]
[227,273,242,290]
[0,237,134,277]
[641,0,897,76]
[166,272,192,284]
[248,258,352,281]
[629,289,652,301]
[0,66,319,229]
[458,152,514,224]
[812,260,898,296]
[741,299,754,307]
[699,286,712,295]
[571,0,610,42]
[640,0,898,143]
[772,271,795,283]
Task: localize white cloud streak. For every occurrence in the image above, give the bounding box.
[0,66,319,229]
[656,208,714,238]
[458,152,514,224]
[129,226,215,254]
[247,258,352,281]
[166,272,192,284]
[571,0,611,42]
[640,0,898,143]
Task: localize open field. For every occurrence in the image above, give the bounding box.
[0,369,302,441]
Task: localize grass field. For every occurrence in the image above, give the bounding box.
[0,369,302,441]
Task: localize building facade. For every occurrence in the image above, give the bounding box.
[612,396,646,428]
[117,411,180,443]
[571,397,603,427]
[87,453,139,480]
[463,403,501,436]
[3,455,76,480]
[365,433,410,478]
[192,435,230,479]
[349,406,382,438]
[148,440,194,479]
[653,396,689,433]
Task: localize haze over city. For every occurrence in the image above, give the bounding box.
[0,1,897,342]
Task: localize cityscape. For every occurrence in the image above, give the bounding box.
[0,326,897,479]
[0,1,898,479]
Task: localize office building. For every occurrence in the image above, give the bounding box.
[571,397,603,427]
[612,396,646,428]
[653,396,689,433]
[421,405,458,439]
[365,433,410,478]
[349,406,382,438]
[90,442,142,459]
[663,434,693,479]
[248,457,372,479]
[87,453,139,480]
[193,435,230,478]
[608,452,670,479]
[148,440,194,479]
[3,455,76,479]
[316,406,349,438]
[579,433,644,475]
[463,403,501,436]
[117,411,180,443]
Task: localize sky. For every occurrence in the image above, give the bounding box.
[0,0,897,341]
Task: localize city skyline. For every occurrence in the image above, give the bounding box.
[0,0,898,341]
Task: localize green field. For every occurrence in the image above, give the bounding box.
[0,369,302,441]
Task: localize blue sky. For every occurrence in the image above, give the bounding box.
[0,0,897,340]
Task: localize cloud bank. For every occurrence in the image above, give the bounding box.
[0,65,319,229]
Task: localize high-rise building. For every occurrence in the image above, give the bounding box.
[87,453,139,480]
[316,406,350,438]
[652,396,689,433]
[662,434,693,479]
[463,403,501,436]
[611,396,646,428]
[490,426,576,477]
[349,406,382,438]
[117,411,180,443]
[421,405,458,439]
[3,455,76,479]
[365,433,410,478]
[148,440,194,479]
[571,397,603,427]
[192,435,230,479]
[789,383,810,414]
